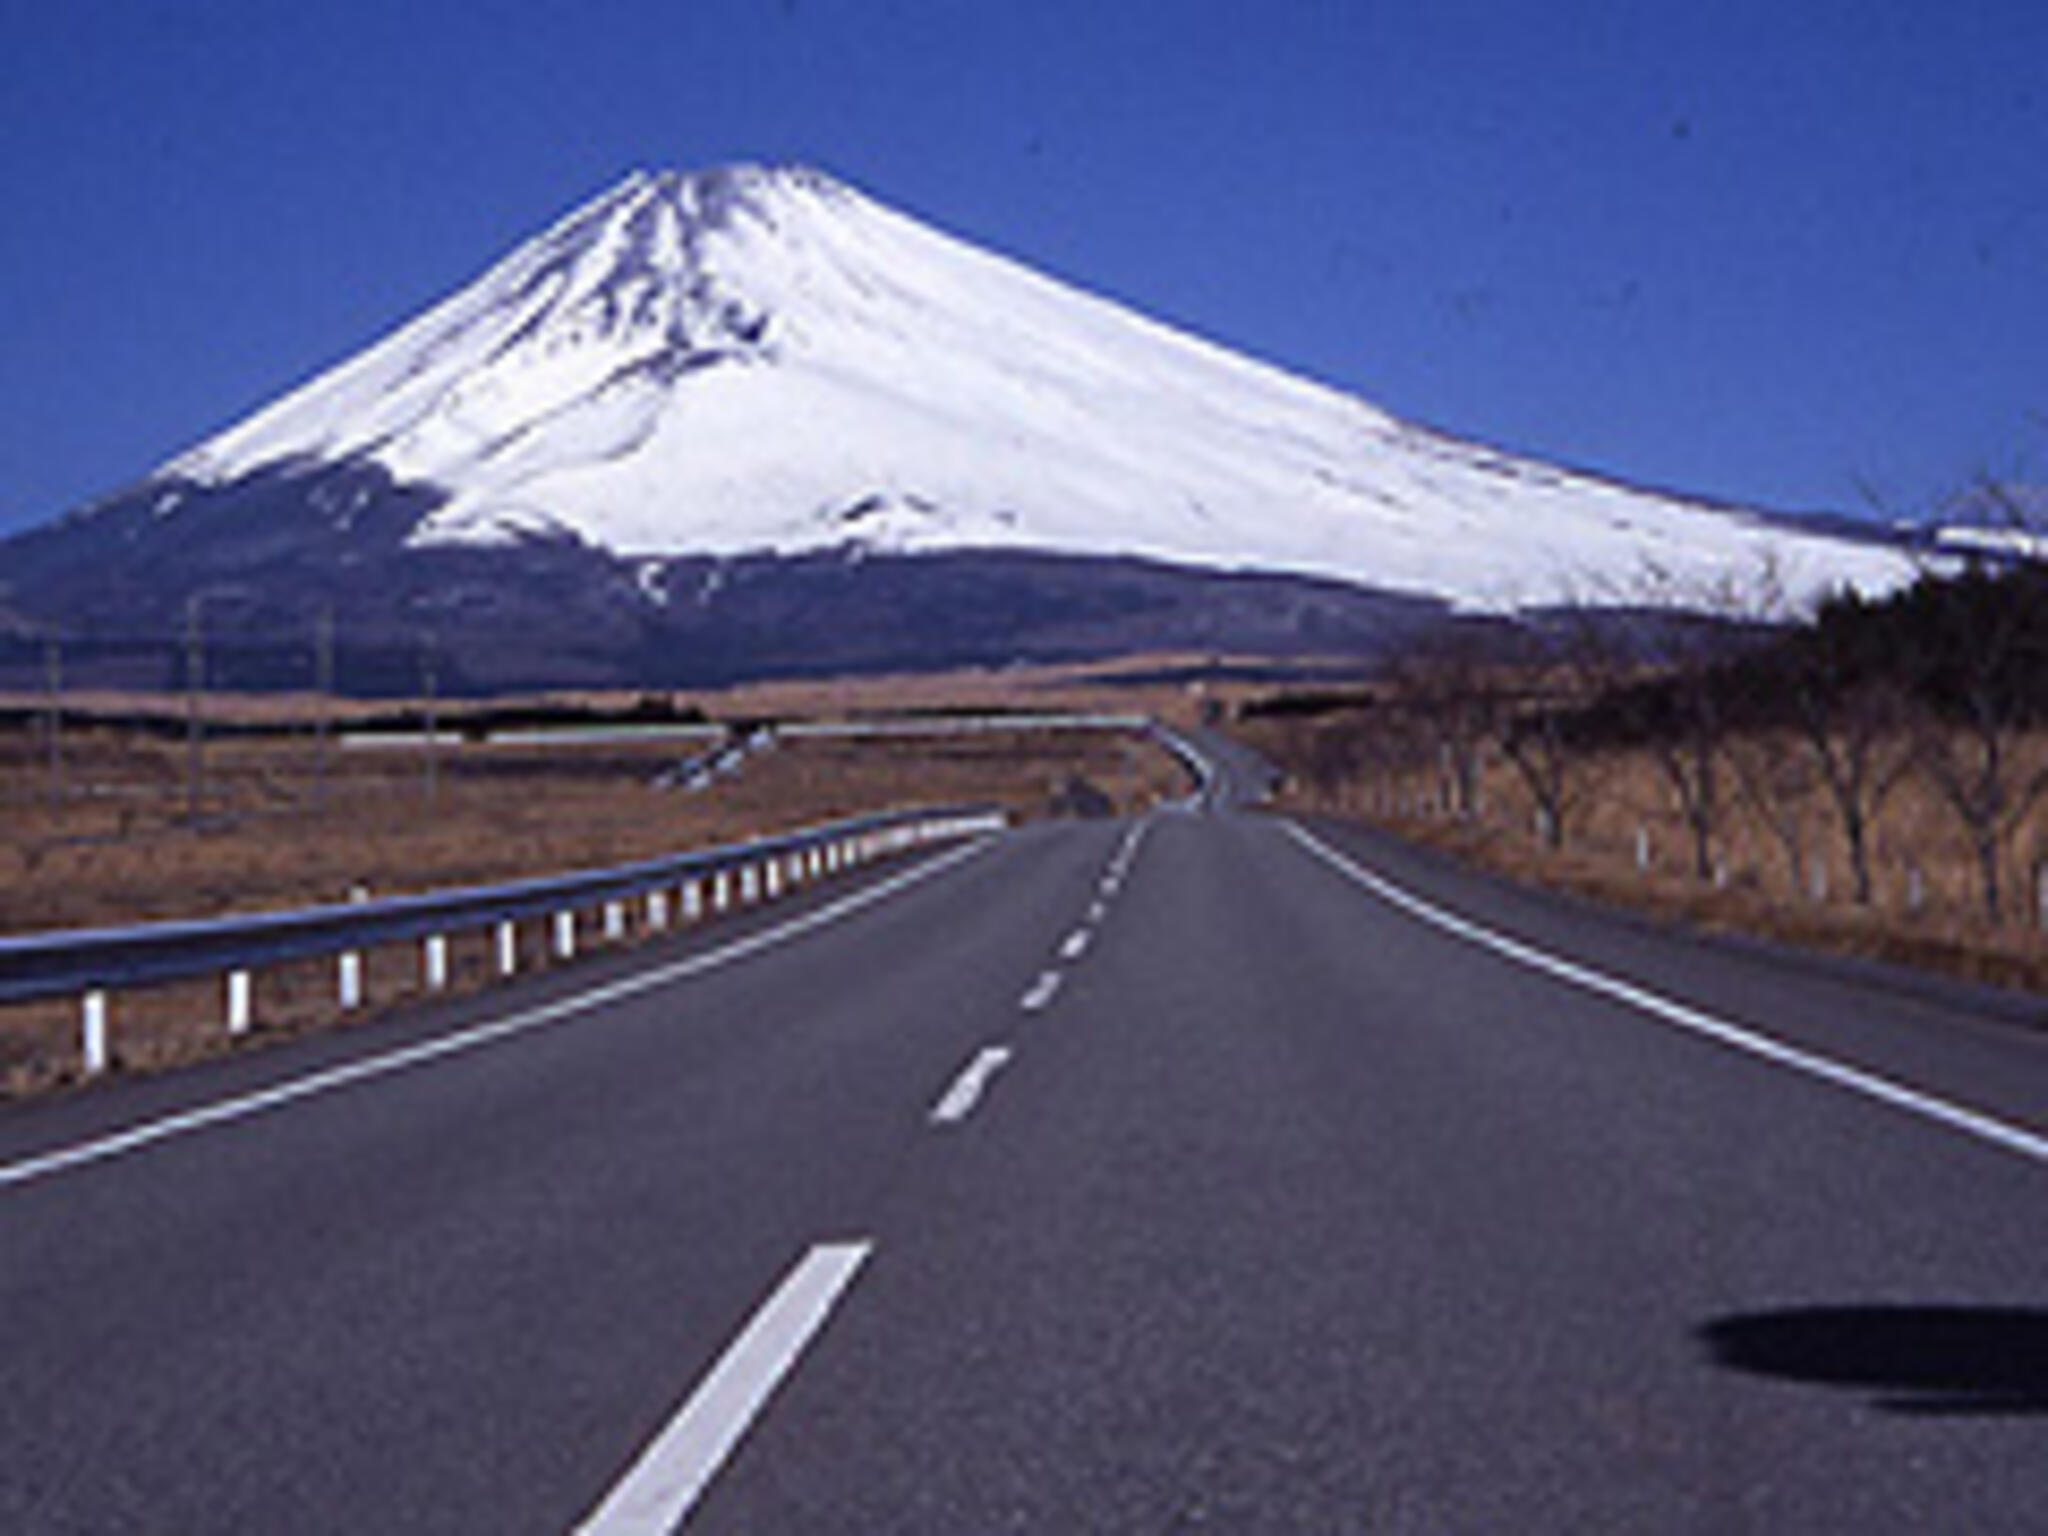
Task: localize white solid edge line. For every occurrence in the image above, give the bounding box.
[575,1239,873,1535]
[930,1044,1015,1125]
[1283,822,2048,1168]
[0,841,996,1193]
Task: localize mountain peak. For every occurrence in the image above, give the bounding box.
[150,164,1912,611]
[577,162,848,222]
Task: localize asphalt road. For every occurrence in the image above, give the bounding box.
[2,736,2044,1532]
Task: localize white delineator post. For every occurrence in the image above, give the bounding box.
[554,910,577,961]
[604,900,627,943]
[647,890,670,931]
[340,882,370,1010]
[424,934,449,991]
[338,950,364,1011]
[81,989,109,1076]
[497,920,519,977]
[226,969,253,1035]
[682,880,702,922]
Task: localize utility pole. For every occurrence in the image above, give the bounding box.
[184,596,205,820]
[313,606,335,814]
[43,634,64,807]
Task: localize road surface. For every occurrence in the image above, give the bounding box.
[2,735,2043,1531]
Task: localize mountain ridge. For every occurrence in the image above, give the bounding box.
[0,163,1918,690]
[148,162,1911,606]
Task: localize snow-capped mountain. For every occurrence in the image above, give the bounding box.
[0,164,1916,690]
[164,164,1906,607]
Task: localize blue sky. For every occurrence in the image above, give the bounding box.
[2,0,2043,535]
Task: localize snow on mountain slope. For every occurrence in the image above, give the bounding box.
[166,164,1912,610]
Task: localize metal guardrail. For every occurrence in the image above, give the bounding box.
[0,803,1007,1073]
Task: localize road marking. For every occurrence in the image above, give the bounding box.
[930,1045,1015,1125]
[575,1240,872,1534]
[1059,929,1091,962]
[0,841,996,1193]
[1285,822,2048,1169]
[1020,971,1062,1012]
[1087,901,1107,923]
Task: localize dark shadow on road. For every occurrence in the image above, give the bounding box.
[1699,1306,2048,1416]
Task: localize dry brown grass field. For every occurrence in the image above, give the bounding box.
[0,667,1209,1095]
[0,725,1183,931]
[1240,712,2048,998]
[0,656,1234,928]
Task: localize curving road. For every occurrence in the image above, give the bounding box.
[2,734,2044,1532]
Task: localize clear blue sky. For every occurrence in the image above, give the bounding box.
[3,0,2044,535]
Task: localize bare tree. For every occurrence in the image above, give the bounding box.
[1905,547,2048,923]
[1822,476,2048,919]
[1500,699,1580,849]
[1794,669,1916,906]
[1730,571,1917,907]
[1300,715,1368,805]
[1605,563,1771,881]
[1378,623,1502,822]
[1726,724,1817,895]
[1493,611,1620,851]
[1370,697,1434,817]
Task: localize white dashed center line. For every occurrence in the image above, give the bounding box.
[1020,971,1063,1012]
[1059,929,1091,962]
[576,1240,872,1534]
[930,1045,1015,1125]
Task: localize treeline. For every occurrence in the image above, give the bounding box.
[1252,559,2048,928]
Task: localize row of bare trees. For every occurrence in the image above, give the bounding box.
[1267,551,2048,928]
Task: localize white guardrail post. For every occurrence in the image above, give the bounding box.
[340,882,369,1010]
[424,934,449,992]
[227,969,253,1035]
[497,920,519,977]
[82,989,109,1075]
[554,911,577,961]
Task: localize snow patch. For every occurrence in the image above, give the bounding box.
[152,162,1915,613]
